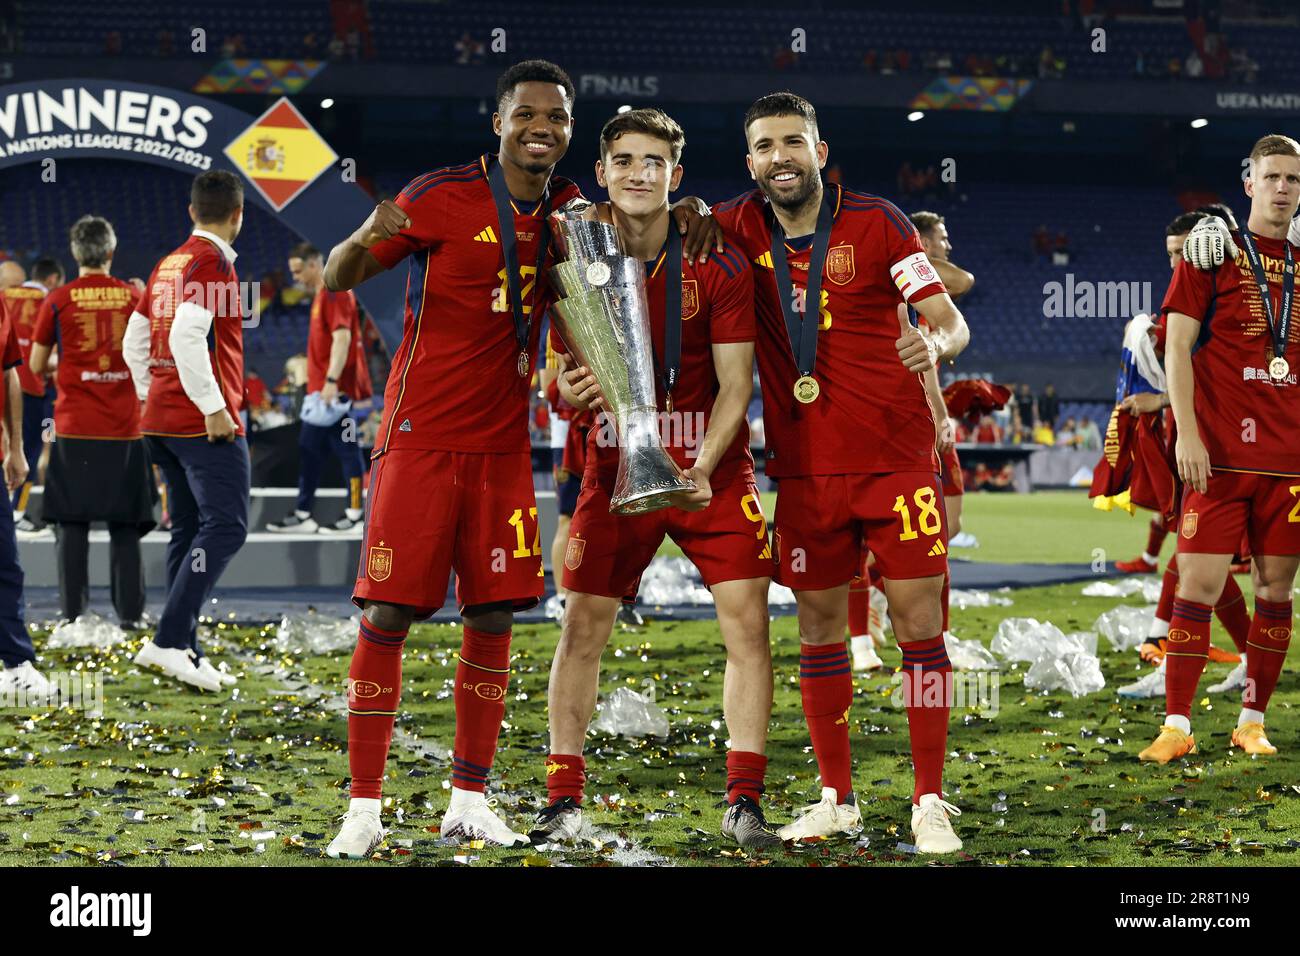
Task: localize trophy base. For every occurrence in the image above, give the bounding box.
[611,478,696,516]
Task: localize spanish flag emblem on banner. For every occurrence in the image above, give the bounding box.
[224,97,337,212]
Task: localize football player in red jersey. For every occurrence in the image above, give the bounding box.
[713,92,970,852]
[266,242,372,535]
[0,257,65,537]
[533,109,778,849]
[124,171,249,695]
[1141,134,1300,763]
[321,61,722,858]
[29,216,154,628]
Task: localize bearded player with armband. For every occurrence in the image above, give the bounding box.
[713,93,970,851]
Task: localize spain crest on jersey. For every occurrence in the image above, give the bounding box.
[367,545,393,581]
[681,279,699,320]
[564,537,585,570]
[1181,510,1198,539]
[827,244,856,285]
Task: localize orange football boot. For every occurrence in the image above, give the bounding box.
[1138,725,1196,763]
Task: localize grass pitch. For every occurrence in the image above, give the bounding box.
[1,491,1296,867]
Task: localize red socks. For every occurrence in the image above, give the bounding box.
[900,635,951,803]
[847,580,871,636]
[1214,574,1251,654]
[1156,557,1178,623]
[346,619,408,800]
[725,750,768,805]
[799,641,853,798]
[1164,598,1212,718]
[1146,519,1168,560]
[1245,598,1292,712]
[453,626,511,793]
[545,753,586,805]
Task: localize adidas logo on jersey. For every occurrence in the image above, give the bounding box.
[928,540,947,557]
[399,419,412,432]
[473,227,499,243]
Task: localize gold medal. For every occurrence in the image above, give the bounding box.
[517,351,530,377]
[793,375,820,404]
[1269,356,1290,381]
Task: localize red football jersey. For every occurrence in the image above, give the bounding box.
[549,239,756,486]
[0,284,49,396]
[0,300,22,424]
[367,153,581,455]
[714,185,946,477]
[136,233,246,437]
[1162,230,1300,475]
[306,286,372,399]
[32,275,141,439]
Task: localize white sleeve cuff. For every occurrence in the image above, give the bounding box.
[169,301,227,416]
[122,310,153,401]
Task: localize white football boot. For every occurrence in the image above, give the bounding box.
[850,635,884,671]
[1118,658,1167,699]
[326,798,385,860]
[1208,655,1247,695]
[134,642,222,692]
[0,661,54,702]
[440,790,529,847]
[777,787,862,840]
[196,658,238,687]
[911,793,963,853]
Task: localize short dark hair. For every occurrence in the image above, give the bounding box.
[495,59,574,111]
[600,108,686,165]
[1166,211,1207,237]
[909,211,945,237]
[191,170,244,223]
[288,241,322,263]
[69,216,116,268]
[1193,202,1238,232]
[30,256,65,283]
[743,91,818,140]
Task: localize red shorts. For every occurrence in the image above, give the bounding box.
[563,470,772,597]
[940,446,964,498]
[1177,470,1300,557]
[773,471,949,589]
[353,449,544,618]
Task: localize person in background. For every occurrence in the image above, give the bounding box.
[29,216,153,627]
[0,256,65,538]
[1076,415,1102,451]
[266,243,372,535]
[1039,383,1060,430]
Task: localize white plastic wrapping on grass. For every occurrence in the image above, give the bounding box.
[274,613,360,654]
[45,612,129,649]
[637,558,714,606]
[990,618,1105,696]
[944,633,1000,671]
[590,686,670,738]
[1081,578,1163,601]
[948,588,1014,610]
[1093,604,1157,652]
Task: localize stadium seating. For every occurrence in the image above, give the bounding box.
[10,2,1300,82]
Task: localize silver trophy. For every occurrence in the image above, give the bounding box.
[548,198,695,514]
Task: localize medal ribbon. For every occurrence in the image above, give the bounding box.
[648,225,683,405]
[487,155,552,358]
[1237,227,1294,368]
[770,184,837,379]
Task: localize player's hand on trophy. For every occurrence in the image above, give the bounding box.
[556,352,605,411]
[895,305,938,372]
[205,408,238,443]
[1175,429,1212,493]
[671,197,725,264]
[1120,392,1165,415]
[1182,216,1237,270]
[354,199,410,249]
[670,466,712,512]
[3,449,28,493]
